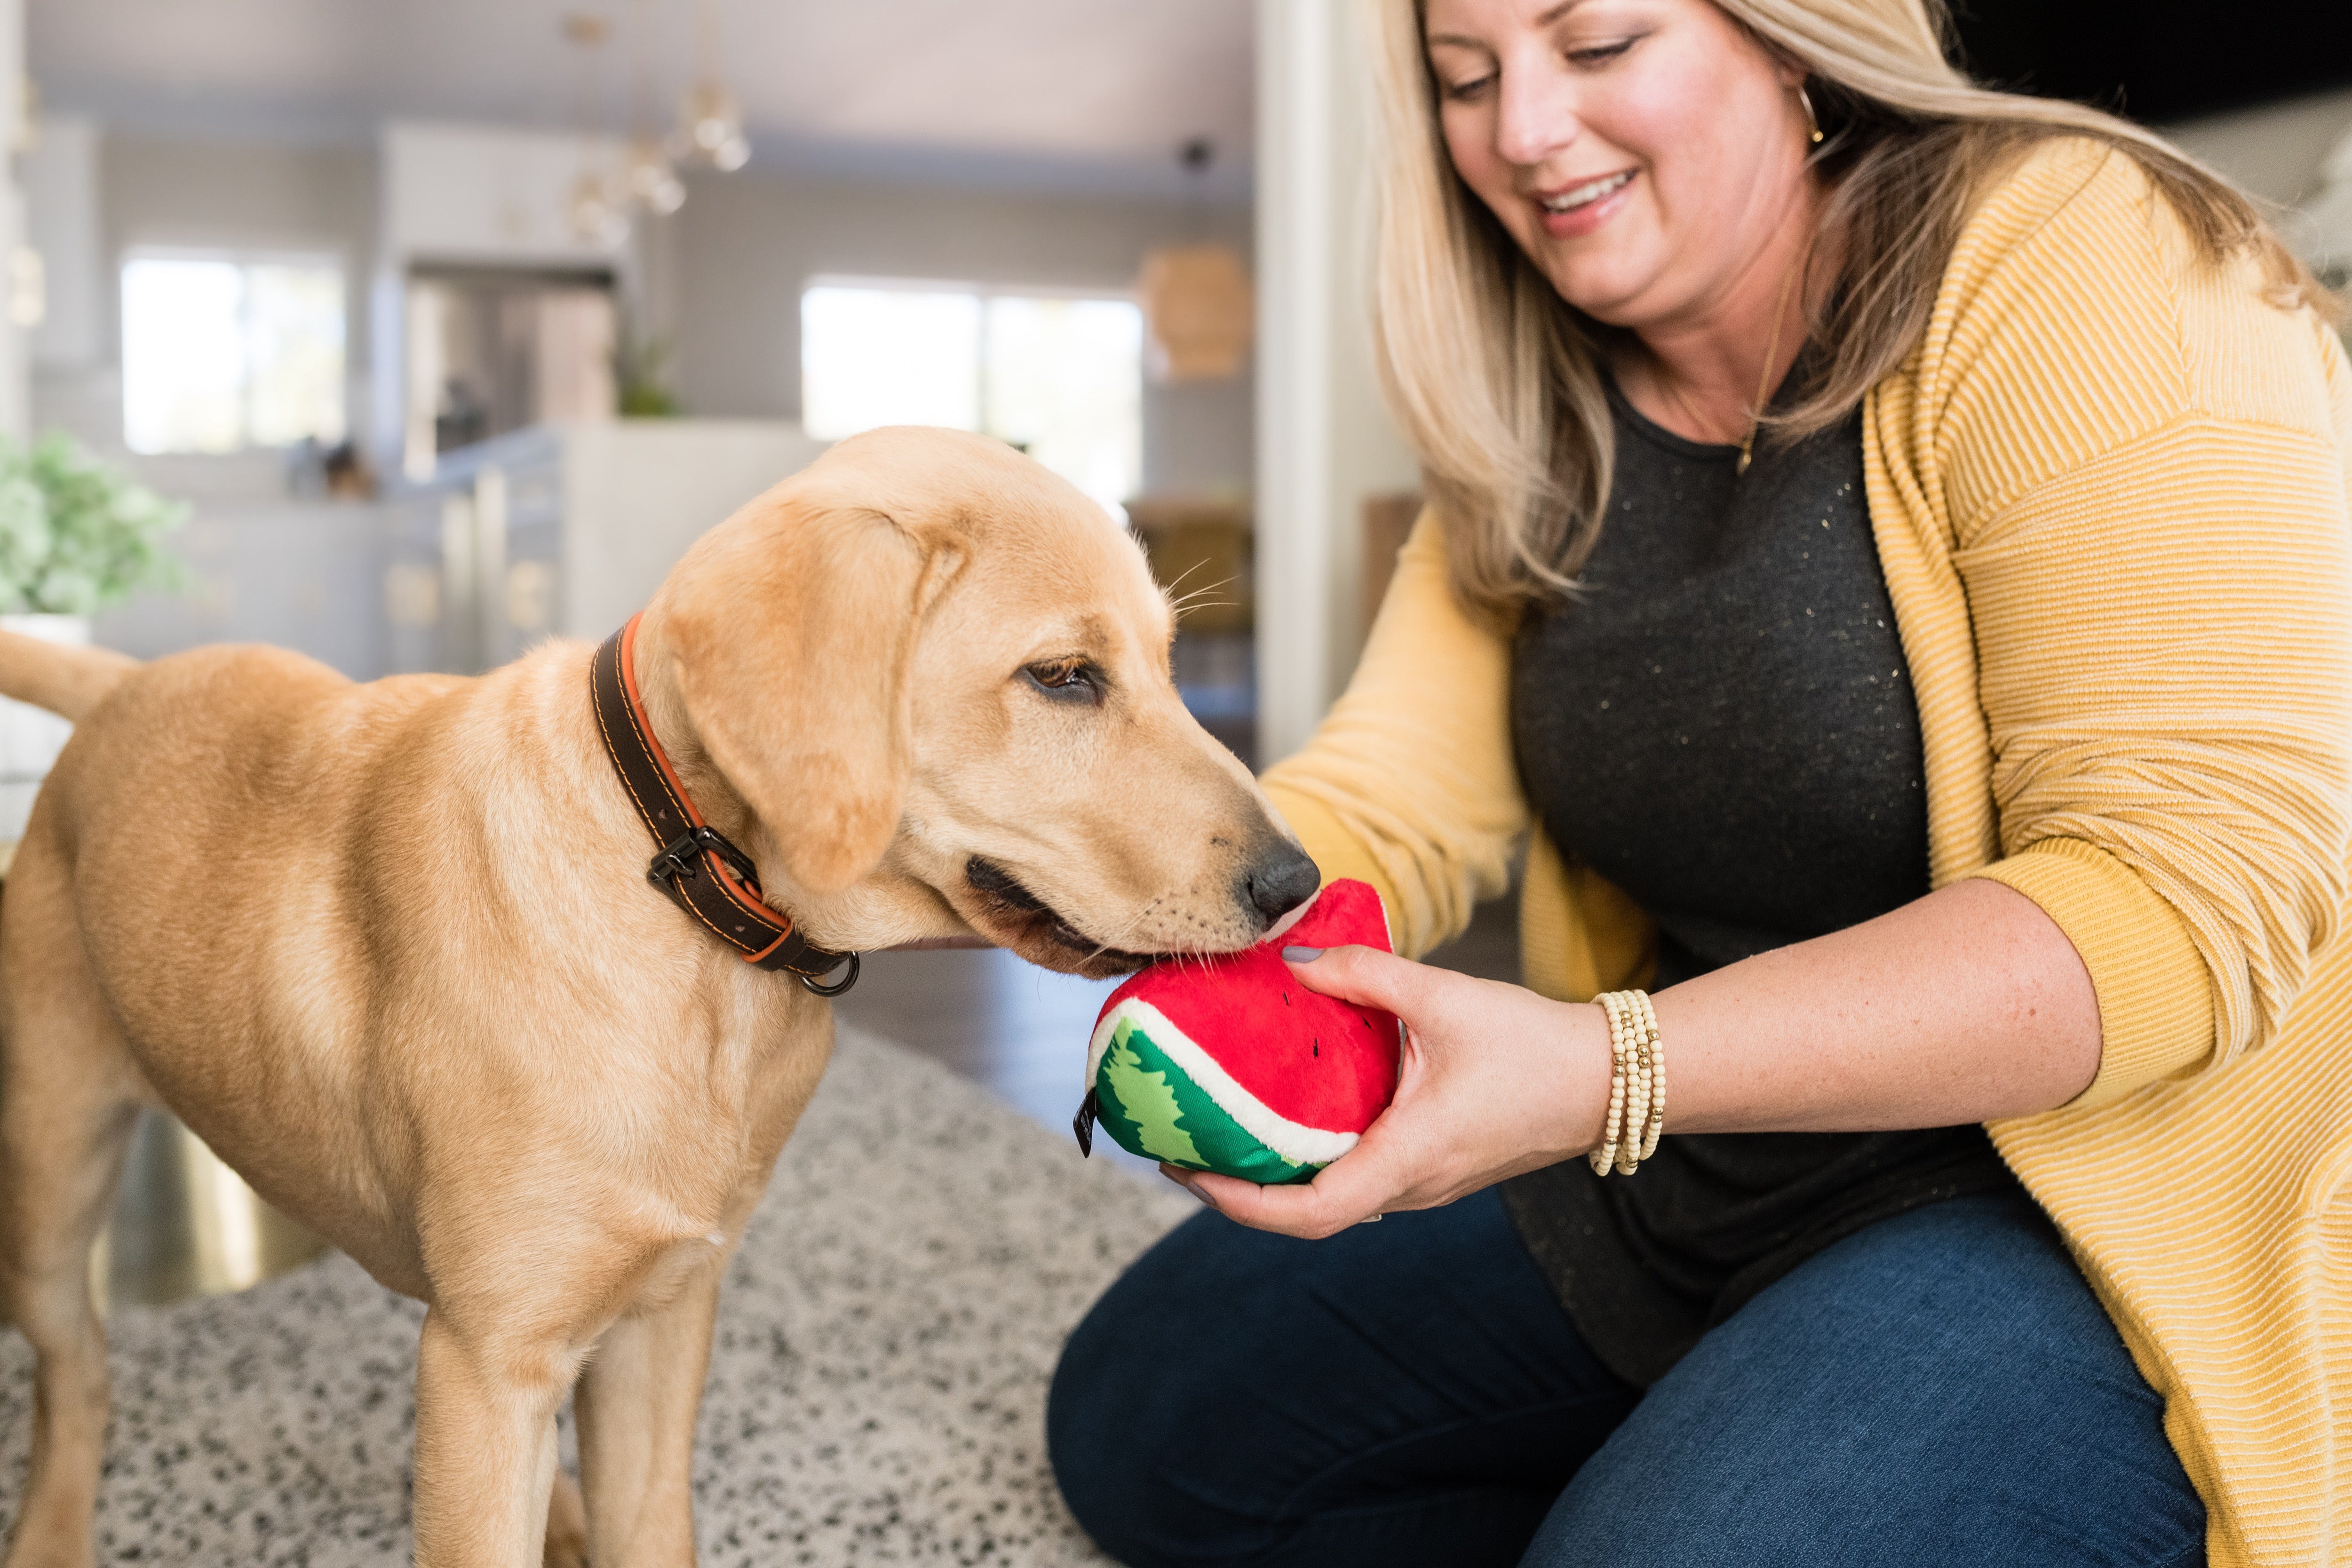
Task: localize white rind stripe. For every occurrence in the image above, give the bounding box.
[1087,998,1361,1168]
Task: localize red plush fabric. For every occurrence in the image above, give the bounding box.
[1094,879,1402,1134]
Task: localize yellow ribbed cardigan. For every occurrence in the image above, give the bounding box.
[1261,140,2352,1567]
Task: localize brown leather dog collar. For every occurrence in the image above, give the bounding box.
[591,615,860,996]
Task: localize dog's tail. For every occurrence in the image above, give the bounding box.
[0,629,138,722]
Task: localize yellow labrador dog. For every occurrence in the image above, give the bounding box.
[0,426,1316,1568]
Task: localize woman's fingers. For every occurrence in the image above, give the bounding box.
[1167,1098,1450,1238]
[1281,943,1427,1015]
[1163,975,1612,1238]
[1173,1147,1404,1239]
[1162,951,1613,1240]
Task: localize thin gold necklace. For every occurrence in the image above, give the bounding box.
[1735,256,1804,477]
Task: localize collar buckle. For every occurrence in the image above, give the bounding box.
[649,826,763,893]
[596,615,860,995]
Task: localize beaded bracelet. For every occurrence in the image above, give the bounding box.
[1588,989,1664,1177]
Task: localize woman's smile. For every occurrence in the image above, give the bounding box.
[1532,168,1639,237]
[1428,0,1814,336]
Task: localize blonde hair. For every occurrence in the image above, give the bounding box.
[1370,0,2334,622]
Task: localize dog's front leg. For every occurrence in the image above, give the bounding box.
[412,1307,580,1568]
[572,1256,725,1566]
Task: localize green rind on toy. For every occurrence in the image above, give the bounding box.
[1088,1001,1360,1178]
[1096,1026,1206,1168]
[1095,1019,1321,1185]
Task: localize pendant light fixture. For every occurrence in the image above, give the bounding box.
[621,0,685,215]
[564,12,631,247]
[622,139,686,217]
[673,0,750,172]
[1138,139,1254,382]
[568,168,630,248]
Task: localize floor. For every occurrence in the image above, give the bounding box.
[84,894,1522,1311]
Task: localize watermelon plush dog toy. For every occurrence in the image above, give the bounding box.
[1077,878,1402,1184]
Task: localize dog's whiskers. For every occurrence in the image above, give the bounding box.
[1151,560,1213,612]
[1168,576,1235,604]
[1084,891,1170,966]
[1167,576,1238,623]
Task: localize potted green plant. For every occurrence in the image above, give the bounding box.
[614,328,683,418]
[0,433,185,842]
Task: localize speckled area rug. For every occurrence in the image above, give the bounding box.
[0,1026,1191,1565]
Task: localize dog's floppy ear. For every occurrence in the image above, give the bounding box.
[659,497,961,896]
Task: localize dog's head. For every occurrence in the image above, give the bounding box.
[640,426,1318,976]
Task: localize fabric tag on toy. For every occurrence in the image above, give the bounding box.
[1079,878,1402,1184]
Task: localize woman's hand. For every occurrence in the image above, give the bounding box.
[1170,947,1612,1239]
[1172,880,2103,1239]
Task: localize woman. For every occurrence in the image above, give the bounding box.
[1050,1,2351,1564]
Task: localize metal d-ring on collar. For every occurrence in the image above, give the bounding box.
[591,615,861,997]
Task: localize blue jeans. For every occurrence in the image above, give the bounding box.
[1048,1188,2203,1567]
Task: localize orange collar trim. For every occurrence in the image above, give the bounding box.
[589,614,858,995]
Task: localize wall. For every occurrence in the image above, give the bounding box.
[2162,87,2352,274]
[0,0,24,439]
[25,128,1251,496]
[2164,87,2352,210]
[31,130,379,487]
[22,129,394,681]
[25,115,101,371]
[1253,0,1421,764]
[667,172,1255,497]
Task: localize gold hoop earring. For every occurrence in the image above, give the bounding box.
[1796,84,1824,146]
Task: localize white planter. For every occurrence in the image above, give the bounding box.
[0,613,93,845]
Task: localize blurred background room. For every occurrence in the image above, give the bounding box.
[0,0,2346,1313]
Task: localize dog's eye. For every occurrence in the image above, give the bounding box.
[1021,659,1103,705]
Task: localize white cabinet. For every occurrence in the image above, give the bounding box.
[395,419,831,673]
[93,500,399,680]
[381,122,627,269]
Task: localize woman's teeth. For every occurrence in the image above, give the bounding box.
[1540,172,1634,213]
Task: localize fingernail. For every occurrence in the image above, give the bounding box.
[1359,1213,1384,1224]
[1282,946,1324,963]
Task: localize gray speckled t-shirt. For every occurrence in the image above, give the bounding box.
[1498,375,2018,1387]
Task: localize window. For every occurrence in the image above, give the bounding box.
[121,252,346,455]
[801,279,1143,518]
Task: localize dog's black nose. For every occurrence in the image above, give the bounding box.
[1240,842,1321,931]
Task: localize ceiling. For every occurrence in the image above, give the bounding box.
[30,0,1257,200]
